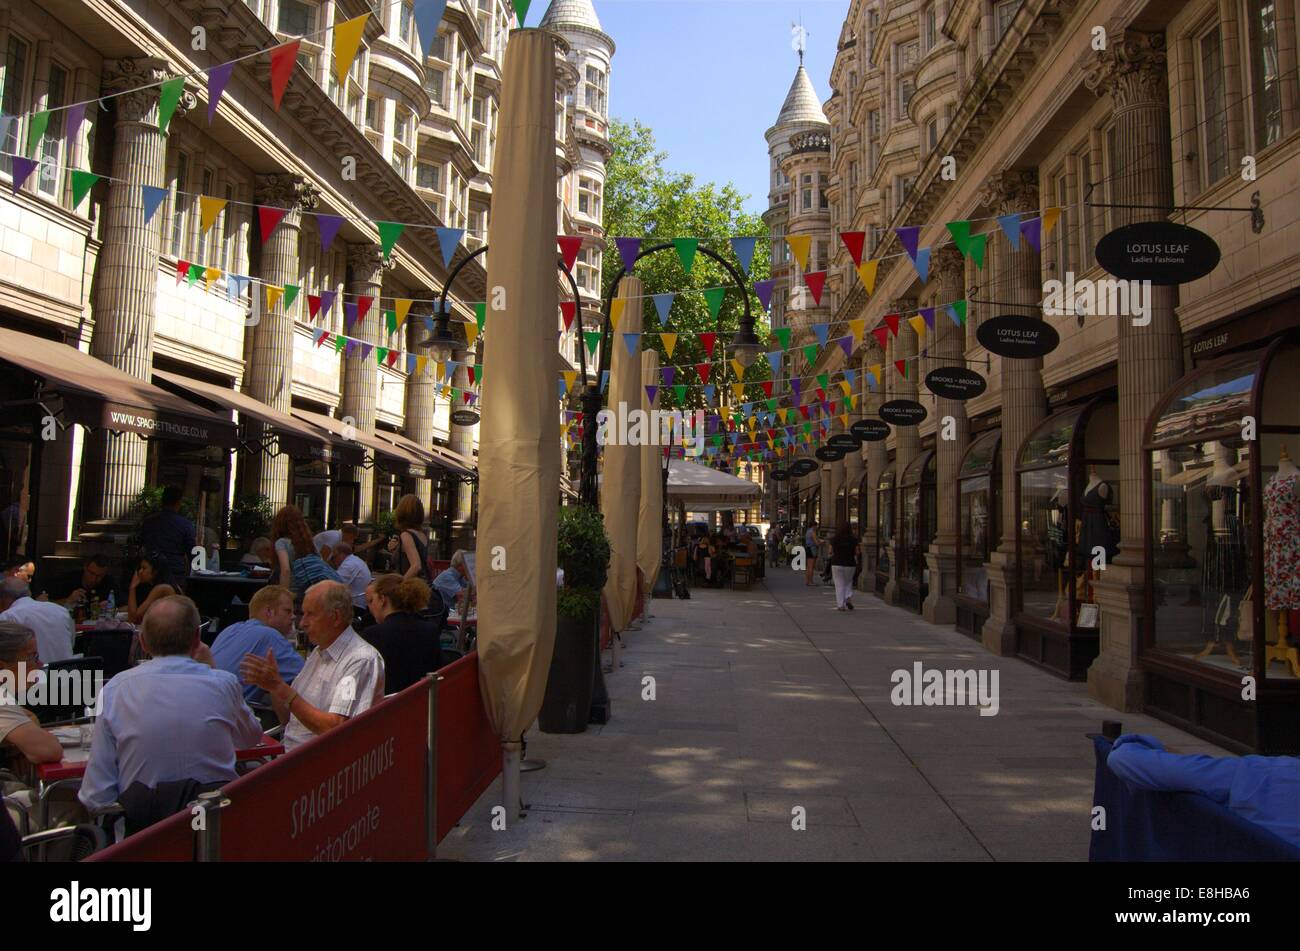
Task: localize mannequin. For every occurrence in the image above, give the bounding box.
[1076,465,1117,610]
[1264,445,1300,677]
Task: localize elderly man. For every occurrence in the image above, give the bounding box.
[314,523,385,565]
[241,580,384,750]
[0,621,63,767]
[209,585,304,702]
[78,596,263,813]
[431,550,472,616]
[329,542,373,610]
[0,577,73,664]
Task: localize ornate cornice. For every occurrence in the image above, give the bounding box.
[932,245,965,287]
[977,168,1040,215]
[1084,30,1168,108]
[104,58,196,125]
[254,173,322,213]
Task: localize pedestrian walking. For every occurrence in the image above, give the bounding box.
[829,522,859,611]
[804,522,818,586]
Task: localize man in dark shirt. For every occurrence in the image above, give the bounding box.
[46,554,116,606]
[138,486,195,582]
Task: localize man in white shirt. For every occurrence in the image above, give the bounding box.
[0,576,73,664]
[241,580,384,750]
[328,543,373,609]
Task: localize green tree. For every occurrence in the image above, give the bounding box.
[600,119,774,423]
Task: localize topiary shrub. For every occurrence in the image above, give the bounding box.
[557,504,611,620]
[227,494,273,548]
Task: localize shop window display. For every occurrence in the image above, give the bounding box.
[957,429,1000,603]
[898,450,936,611]
[876,462,896,592]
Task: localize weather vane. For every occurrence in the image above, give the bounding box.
[791,17,808,65]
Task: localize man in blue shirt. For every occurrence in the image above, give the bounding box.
[138,485,196,582]
[210,585,304,702]
[432,550,472,615]
[78,595,263,813]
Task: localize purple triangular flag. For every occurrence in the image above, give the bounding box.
[997,213,1022,249]
[837,336,853,358]
[64,101,87,140]
[346,339,358,357]
[318,214,345,252]
[615,237,641,272]
[10,156,38,194]
[791,378,802,401]
[752,278,775,312]
[1019,217,1042,252]
[318,289,337,319]
[895,226,921,261]
[661,366,675,386]
[645,385,658,404]
[920,306,936,330]
[207,62,235,124]
[343,300,358,330]
[913,247,931,283]
[361,343,374,360]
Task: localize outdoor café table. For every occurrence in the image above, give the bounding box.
[183,572,269,619]
[33,731,286,828]
[446,611,478,651]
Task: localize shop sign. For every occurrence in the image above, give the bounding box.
[451,409,480,426]
[771,468,790,482]
[924,366,987,400]
[977,315,1060,359]
[815,446,845,462]
[850,418,891,441]
[828,433,862,451]
[1095,221,1220,285]
[790,459,818,477]
[879,400,927,426]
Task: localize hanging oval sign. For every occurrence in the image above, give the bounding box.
[815,446,845,462]
[1095,221,1220,285]
[451,409,481,426]
[879,400,927,426]
[977,315,1060,359]
[828,433,861,451]
[850,418,891,442]
[770,468,790,482]
[925,366,988,401]
[790,459,818,477]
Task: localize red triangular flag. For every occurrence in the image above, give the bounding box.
[761,380,773,398]
[259,206,288,241]
[357,296,374,322]
[386,350,399,368]
[269,41,300,110]
[799,405,810,420]
[895,360,908,378]
[884,313,901,336]
[695,363,711,384]
[176,260,189,284]
[872,326,889,349]
[308,294,322,319]
[560,300,576,330]
[804,271,826,306]
[700,332,717,357]
[839,231,866,266]
[315,332,329,348]
[815,388,826,403]
[558,235,583,271]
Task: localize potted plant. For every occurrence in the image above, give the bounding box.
[227,494,273,555]
[539,505,611,734]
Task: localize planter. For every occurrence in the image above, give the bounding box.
[538,611,598,734]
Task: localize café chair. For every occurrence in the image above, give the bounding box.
[73,631,132,680]
[31,657,105,725]
[731,556,755,590]
[21,823,108,861]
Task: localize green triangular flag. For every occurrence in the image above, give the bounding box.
[377,221,405,260]
[282,284,299,310]
[802,344,818,365]
[474,301,487,331]
[672,384,687,403]
[474,364,483,384]
[583,330,601,357]
[25,110,50,156]
[512,0,532,25]
[711,435,722,447]
[946,220,971,255]
[334,334,346,353]
[70,170,101,209]
[967,233,989,270]
[766,398,778,411]
[950,299,968,324]
[374,347,386,366]
[803,422,812,434]
[817,373,829,390]
[773,327,792,351]
[158,77,185,134]
[186,263,203,286]
[385,310,397,335]
[703,286,725,321]
[673,237,699,274]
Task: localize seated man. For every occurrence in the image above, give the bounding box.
[431,550,472,616]
[78,596,263,813]
[209,585,303,703]
[46,554,116,608]
[239,537,275,568]
[0,621,63,768]
[241,580,384,750]
[0,577,73,664]
[329,542,373,610]
[314,523,385,565]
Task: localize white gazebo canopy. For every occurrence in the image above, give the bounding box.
[665,458,761,510]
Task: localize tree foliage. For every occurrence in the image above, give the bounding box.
[601,119,774,414]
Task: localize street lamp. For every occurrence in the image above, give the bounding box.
[422,302,460,365]
[729,324,763,369]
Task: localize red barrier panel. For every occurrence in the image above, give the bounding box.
[85,806,195,862]
[436,652,500,842]
[215,679,430,861]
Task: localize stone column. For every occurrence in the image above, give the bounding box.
[449,356,477,547]
[860,344,885,590]
[84,59,194,525]
[979,169,1046,655]
[884,297,917,605]
[923,247,970,623]
[242,173,320,508]
[1085,31,1183,711]
[340,242,388,525]
[404,302,439,518]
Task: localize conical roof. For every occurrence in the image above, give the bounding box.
[540,0,603,32]
[776,65,829,127]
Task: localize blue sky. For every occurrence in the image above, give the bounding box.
[573,0,848,218]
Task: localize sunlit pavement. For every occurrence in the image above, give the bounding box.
[439,566,1227,862]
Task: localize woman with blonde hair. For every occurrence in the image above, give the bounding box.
[361,574,441,693]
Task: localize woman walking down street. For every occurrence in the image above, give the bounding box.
[804,522,818,586]
[830,522,859,611]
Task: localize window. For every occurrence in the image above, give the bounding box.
[819,187,828,210]
[1,35,30,180]
[430,32,448,61]
[802,186,812,211]
[417,162,441,191]
[365,97,377,129]
[472,96,483,123]
[278,0,315,35]
[197,168,215,263]
[37,62,68,199]
[222,184,235,271]
[1074,146,1093,261]
[390,152,410,181]
[471,128,484,165]
[584,65,607,118]
[169,151,191,257]
[924,5,938,51]
[926,117,939,153]
[427,68,446,107]
[1197,25,1229,185]
[1246,0,1281,150]
[995,1,1019,40]
[1054,166,1070,273]
[577,177,601,218]
[399,1,413,43]
[897,77,915,119]
[816,240,829,272]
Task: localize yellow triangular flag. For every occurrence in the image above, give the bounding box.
[333,14,371,85]
[730,358,745,381]
[435,363,445,383]
[849,318,865,345]
[562,370,578,391]
[839,380,851,397]
[203,267,222,291]
[264,284,284,310]
[394,298,413,330]
[660,332,678,358]
[464,321,479,348]
[908,315,927,337]
[416,356,428,377]
[199,195,227,234]
[856,260,879,295]
[785,235,812,269]
[1043,206,1062,238]
[731,383,745,401]
[610,297,625,331]
[778,408,788,423]
[869,363,882,383]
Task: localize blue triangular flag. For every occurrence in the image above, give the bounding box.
[445,359,459,380]
[701,385,716,404]
[225,274,249,299]
[652,292,675,324]
[414,0,450,61]
[843,369,856,388]
[407,353,417,373]
[599,370,609,393]
[559,378,567,398]
[997,213,1022,249]
[437,227,464,268]
[913,247,931,284]
[622,333,639,356]
[767,351,783,374]
[730,237,758,276]
[813,323,829,347]
[141,185,168,225]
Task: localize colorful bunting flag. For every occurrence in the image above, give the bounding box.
[63,101,87,141]
[695,363,711,385]
[752,279,775,313]
[207,62,234,124]
[622,333,639,356]
[1043,206,1062,238]
[785,235,811,269]
[871,327,889,350]
[730,358,746,381]
[772,327,791,351]
[269,41,300,110]
[699,332,717,358]
[813,323,829,347]
[377,221,404,260]
[652,292,675,325]
[919,306,935,330]
[802,344,818,366]
[661,366,675,387]
[703,286,725,321]
[946,220,971,254]
[660,333,678,358]
[10,154,37,192]
[946,300,967,325]
[259,206,288,242]
[997,213,1021,249]
[560,300,576,330]
[265,285,284,310]
[908,315,927,337]
[199,195,227,234]
[558,235,583,271]
[609,297,625,331]
[912,247,931,283]
[283,284,300,311]
[884,314,901,336]
[804,271,826,306]
[317,214,345,252]
[474,301,486,332]
[70,170,100,210]
[583,330,601,358]
[895,226,921,261]
[158,78,185,134]
[856,259,879,295]
[333,14,371,85]
[730,237,757,275]
[1020,217,1042,252]
[614,237,641,272]
[848,318,865,346]
[672,237,698,274]
[767,351,782,374]
[840,231,866,266]
[966,233,988,269]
